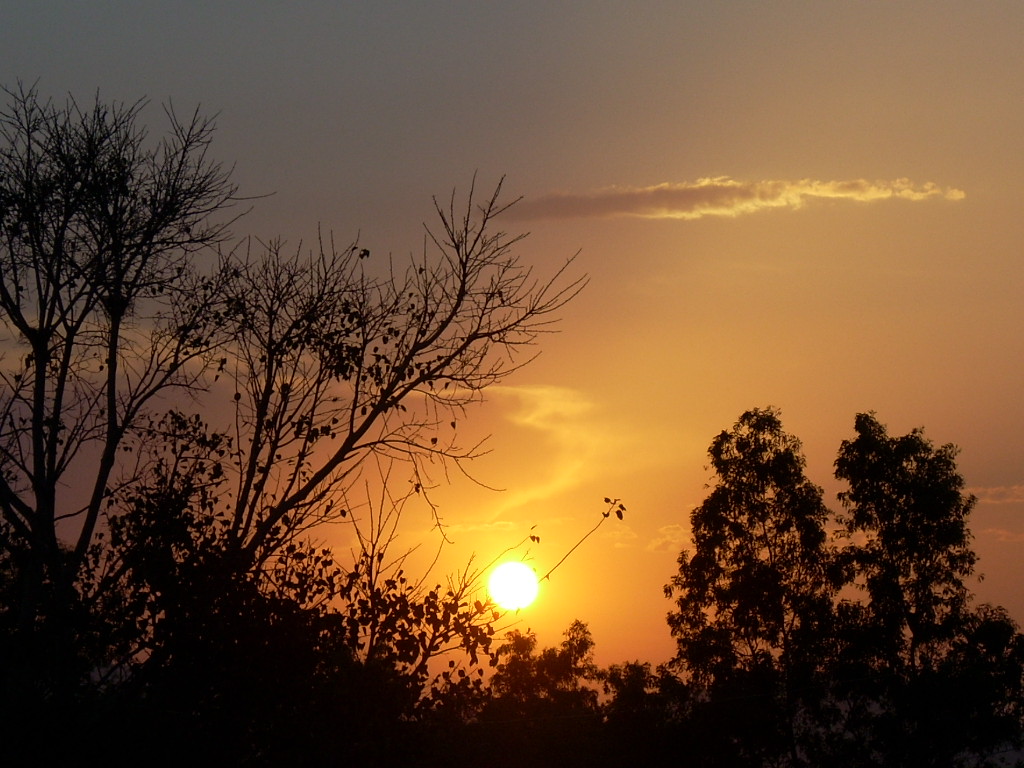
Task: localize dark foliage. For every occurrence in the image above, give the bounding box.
[0,84,581,765]
[665,408,840,766]
[666,408,1024,767]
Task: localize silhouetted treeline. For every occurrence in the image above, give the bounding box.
[5,408,1022,767]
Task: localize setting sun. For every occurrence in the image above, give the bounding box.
[488,561,540,611]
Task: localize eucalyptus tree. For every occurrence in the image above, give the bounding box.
[834,412,977,672]
[665,408,839,767]
[831,413,1024,766]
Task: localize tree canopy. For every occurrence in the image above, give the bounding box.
[666,407,840,766]
[666,408,1024,767]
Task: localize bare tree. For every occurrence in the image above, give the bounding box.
[0,84,586,758]
[0,83,238,634]
[210,177,584,568]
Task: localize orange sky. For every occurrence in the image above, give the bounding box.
[6,2,1023,666]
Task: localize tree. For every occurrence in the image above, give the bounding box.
[202,177,582,570]
[665,407,840,767]
[487,619,600,717]
[834,412,977,672]
[601,661,688,768]
[831,413,1022,766]
[88,447,497,764]
[92,178,581,691]
[0,83,584,756]
[661,409,1022,767]
[0,82,238,710]
[479,621,602,767]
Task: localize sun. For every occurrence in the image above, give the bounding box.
[488,561,540,611]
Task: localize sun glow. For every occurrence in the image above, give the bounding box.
[488,561,540,611]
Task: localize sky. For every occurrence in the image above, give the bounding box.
[5,1,1023,666]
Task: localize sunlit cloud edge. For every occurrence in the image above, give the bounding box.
[510,177,966,221]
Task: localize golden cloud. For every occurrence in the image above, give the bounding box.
[470,385,600,519]
[509,177,966,221]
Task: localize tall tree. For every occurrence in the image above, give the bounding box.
[205,177,582,569]
[665,407,839,767]
[91,178,581,689]
[830,413,1023,766]
[834,412,977,671]
[0,83,238,708]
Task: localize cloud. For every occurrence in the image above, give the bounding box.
[603,525,639,550]
[980,528,1024,544]
[646,523,689,553]
[509,177,966,221]
[476,385,601,517]
[443,519,518,535]
[969,485,1024,505]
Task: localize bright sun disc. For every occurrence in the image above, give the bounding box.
[488,561,539,610]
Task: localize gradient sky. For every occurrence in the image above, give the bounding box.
[6,2,1023,666]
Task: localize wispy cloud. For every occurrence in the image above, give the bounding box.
[969,485,1024,505]
[646,524,689,553]
[603,525,639,550]
[478,385,601,517]
[980,528,1024,544]
[509,177,966,221]
[442,519,518,535]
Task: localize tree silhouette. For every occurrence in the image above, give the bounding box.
[663,409,1024,767]
[477,620,603,767]
[0,82,239,722]
[0,84,584,762]
[487,619,599,718]
[830,413,1023,766]
[665,408,840,767]
[204,181,583,569]
[601,660,688,768]
[835,412,977,672]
